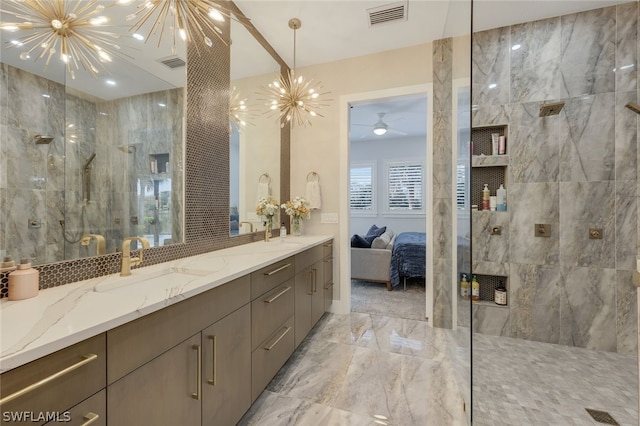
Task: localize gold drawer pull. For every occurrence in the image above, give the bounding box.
[207,335,216,386]
[263,263,292,276]
[264,286,292,303]
[0,353,98,407]
[324,282,334,290]
[191,344,201,400]
[81,412,99,426]
[264,326,292,351]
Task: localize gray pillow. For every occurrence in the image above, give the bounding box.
[371,230,394,249]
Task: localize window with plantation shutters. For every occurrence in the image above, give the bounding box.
[350,162,377,216]
[456,162,468,210]
[384,160,424,214]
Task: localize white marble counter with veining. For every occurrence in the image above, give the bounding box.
[0,236,332,373]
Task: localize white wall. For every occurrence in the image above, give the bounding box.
[350,135,427,236]
[288,43,434,305]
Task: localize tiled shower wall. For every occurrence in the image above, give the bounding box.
[471,2,639,353]
[0,63,183,266]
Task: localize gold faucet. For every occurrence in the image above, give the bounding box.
[120,237,150,276]
[239,221,254,232]
[81,234,106,256]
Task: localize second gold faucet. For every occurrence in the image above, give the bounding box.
[120,237,150,276]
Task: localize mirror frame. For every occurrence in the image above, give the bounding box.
[31,2,291,289]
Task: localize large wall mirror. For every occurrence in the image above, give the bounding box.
[229,17,282,236]
[0,3,187,265]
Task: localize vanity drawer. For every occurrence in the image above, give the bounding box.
[251,316,294,402]
[250,257,294,299]
[0,334,106,425]
[251,279,295,351]
[45,389,106,426]
[107,275,250,384]
[295,245,324,274]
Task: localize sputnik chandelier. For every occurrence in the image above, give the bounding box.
[0,0,125,79]
[260,18,330,128]
[124,0,236,55]
[229,85,255,131]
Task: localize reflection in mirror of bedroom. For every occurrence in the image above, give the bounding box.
[348,94,428,321]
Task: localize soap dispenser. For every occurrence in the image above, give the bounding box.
[496,184,507,211]
[280,222,287,241]
[0,256,17,273]
[8,258,39,300]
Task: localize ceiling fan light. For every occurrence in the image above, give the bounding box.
[373,125,387,135]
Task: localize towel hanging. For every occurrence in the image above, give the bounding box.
[256,173,272,205]
[306,172,322,210]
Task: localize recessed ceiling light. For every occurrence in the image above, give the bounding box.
[512,44,521,50]
[133,33,144,41]
[106,79,116,86]
[42,93,50,98]
[488,83,497,89]
[158,103,166,107]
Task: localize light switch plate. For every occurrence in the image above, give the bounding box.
[321,213,339,224]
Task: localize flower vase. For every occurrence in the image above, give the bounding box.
[292,217,302,237]
[265,218,273,242]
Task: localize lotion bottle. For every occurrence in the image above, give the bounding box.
[8,258,39,300]
[0,256,17,273]
[496,184,506,211]
[471,275,480,302]
[482,184,490,211]
[460,273,469,299]
[280,222,287,241]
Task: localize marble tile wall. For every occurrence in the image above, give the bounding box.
[471,2,639,353]
[0,63,183,272]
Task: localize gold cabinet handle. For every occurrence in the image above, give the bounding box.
[81,412,100,426]
[324,257,333,262]
[312,268,317,293]
[0,353,98,407]
[191,344,201,400]
[264,286,292,304]
[264,326,292,351]
[207,335,216,386]
[307,269,314,295]
[263,263,292,276]
[324,281,334,290]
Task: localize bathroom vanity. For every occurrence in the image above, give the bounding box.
[0,236,333,426]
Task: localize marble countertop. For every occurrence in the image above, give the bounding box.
[0,235,332,373]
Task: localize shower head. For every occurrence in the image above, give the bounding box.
[84,153,96,169]
[117,145,136,154]
[539,101,565,117]
[33,135,54,144]
[625,102,640,115]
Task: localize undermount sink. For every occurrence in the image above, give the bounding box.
[93,266,210,294]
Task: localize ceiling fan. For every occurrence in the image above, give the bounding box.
[352,112,408,136]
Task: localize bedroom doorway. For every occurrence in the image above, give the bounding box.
[338,85,433,321]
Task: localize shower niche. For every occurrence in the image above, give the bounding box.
[471,125,510,309]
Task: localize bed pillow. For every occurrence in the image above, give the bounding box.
[351,234,373,248]
[365,225,387,239]
[371,230,394,249]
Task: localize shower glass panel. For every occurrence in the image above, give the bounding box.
[471,1,639,424]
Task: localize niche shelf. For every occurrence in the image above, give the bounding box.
[473,274,509,307]
[471,125,508,208]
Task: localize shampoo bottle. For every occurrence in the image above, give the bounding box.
[280,222,287,241]
[8,258,39,300]
[496,184,506,211]
[460,273,469,299]
[482,184,490,211]
[471,275,480,302]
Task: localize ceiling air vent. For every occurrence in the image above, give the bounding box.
[158,56,186,69]
[367,1,408,27]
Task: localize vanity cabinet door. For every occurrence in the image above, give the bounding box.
[45,390,105,426]
[107,333,201,426]
[202,304,251,426]
[323,244,334,312]
[294,259,324,347]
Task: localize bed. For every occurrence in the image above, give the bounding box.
[390,232,426,289]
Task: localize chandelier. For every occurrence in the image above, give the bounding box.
[229,86,255,131]
[125,0,236,55]
[260,18,330,128]
[0,0,125,79]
